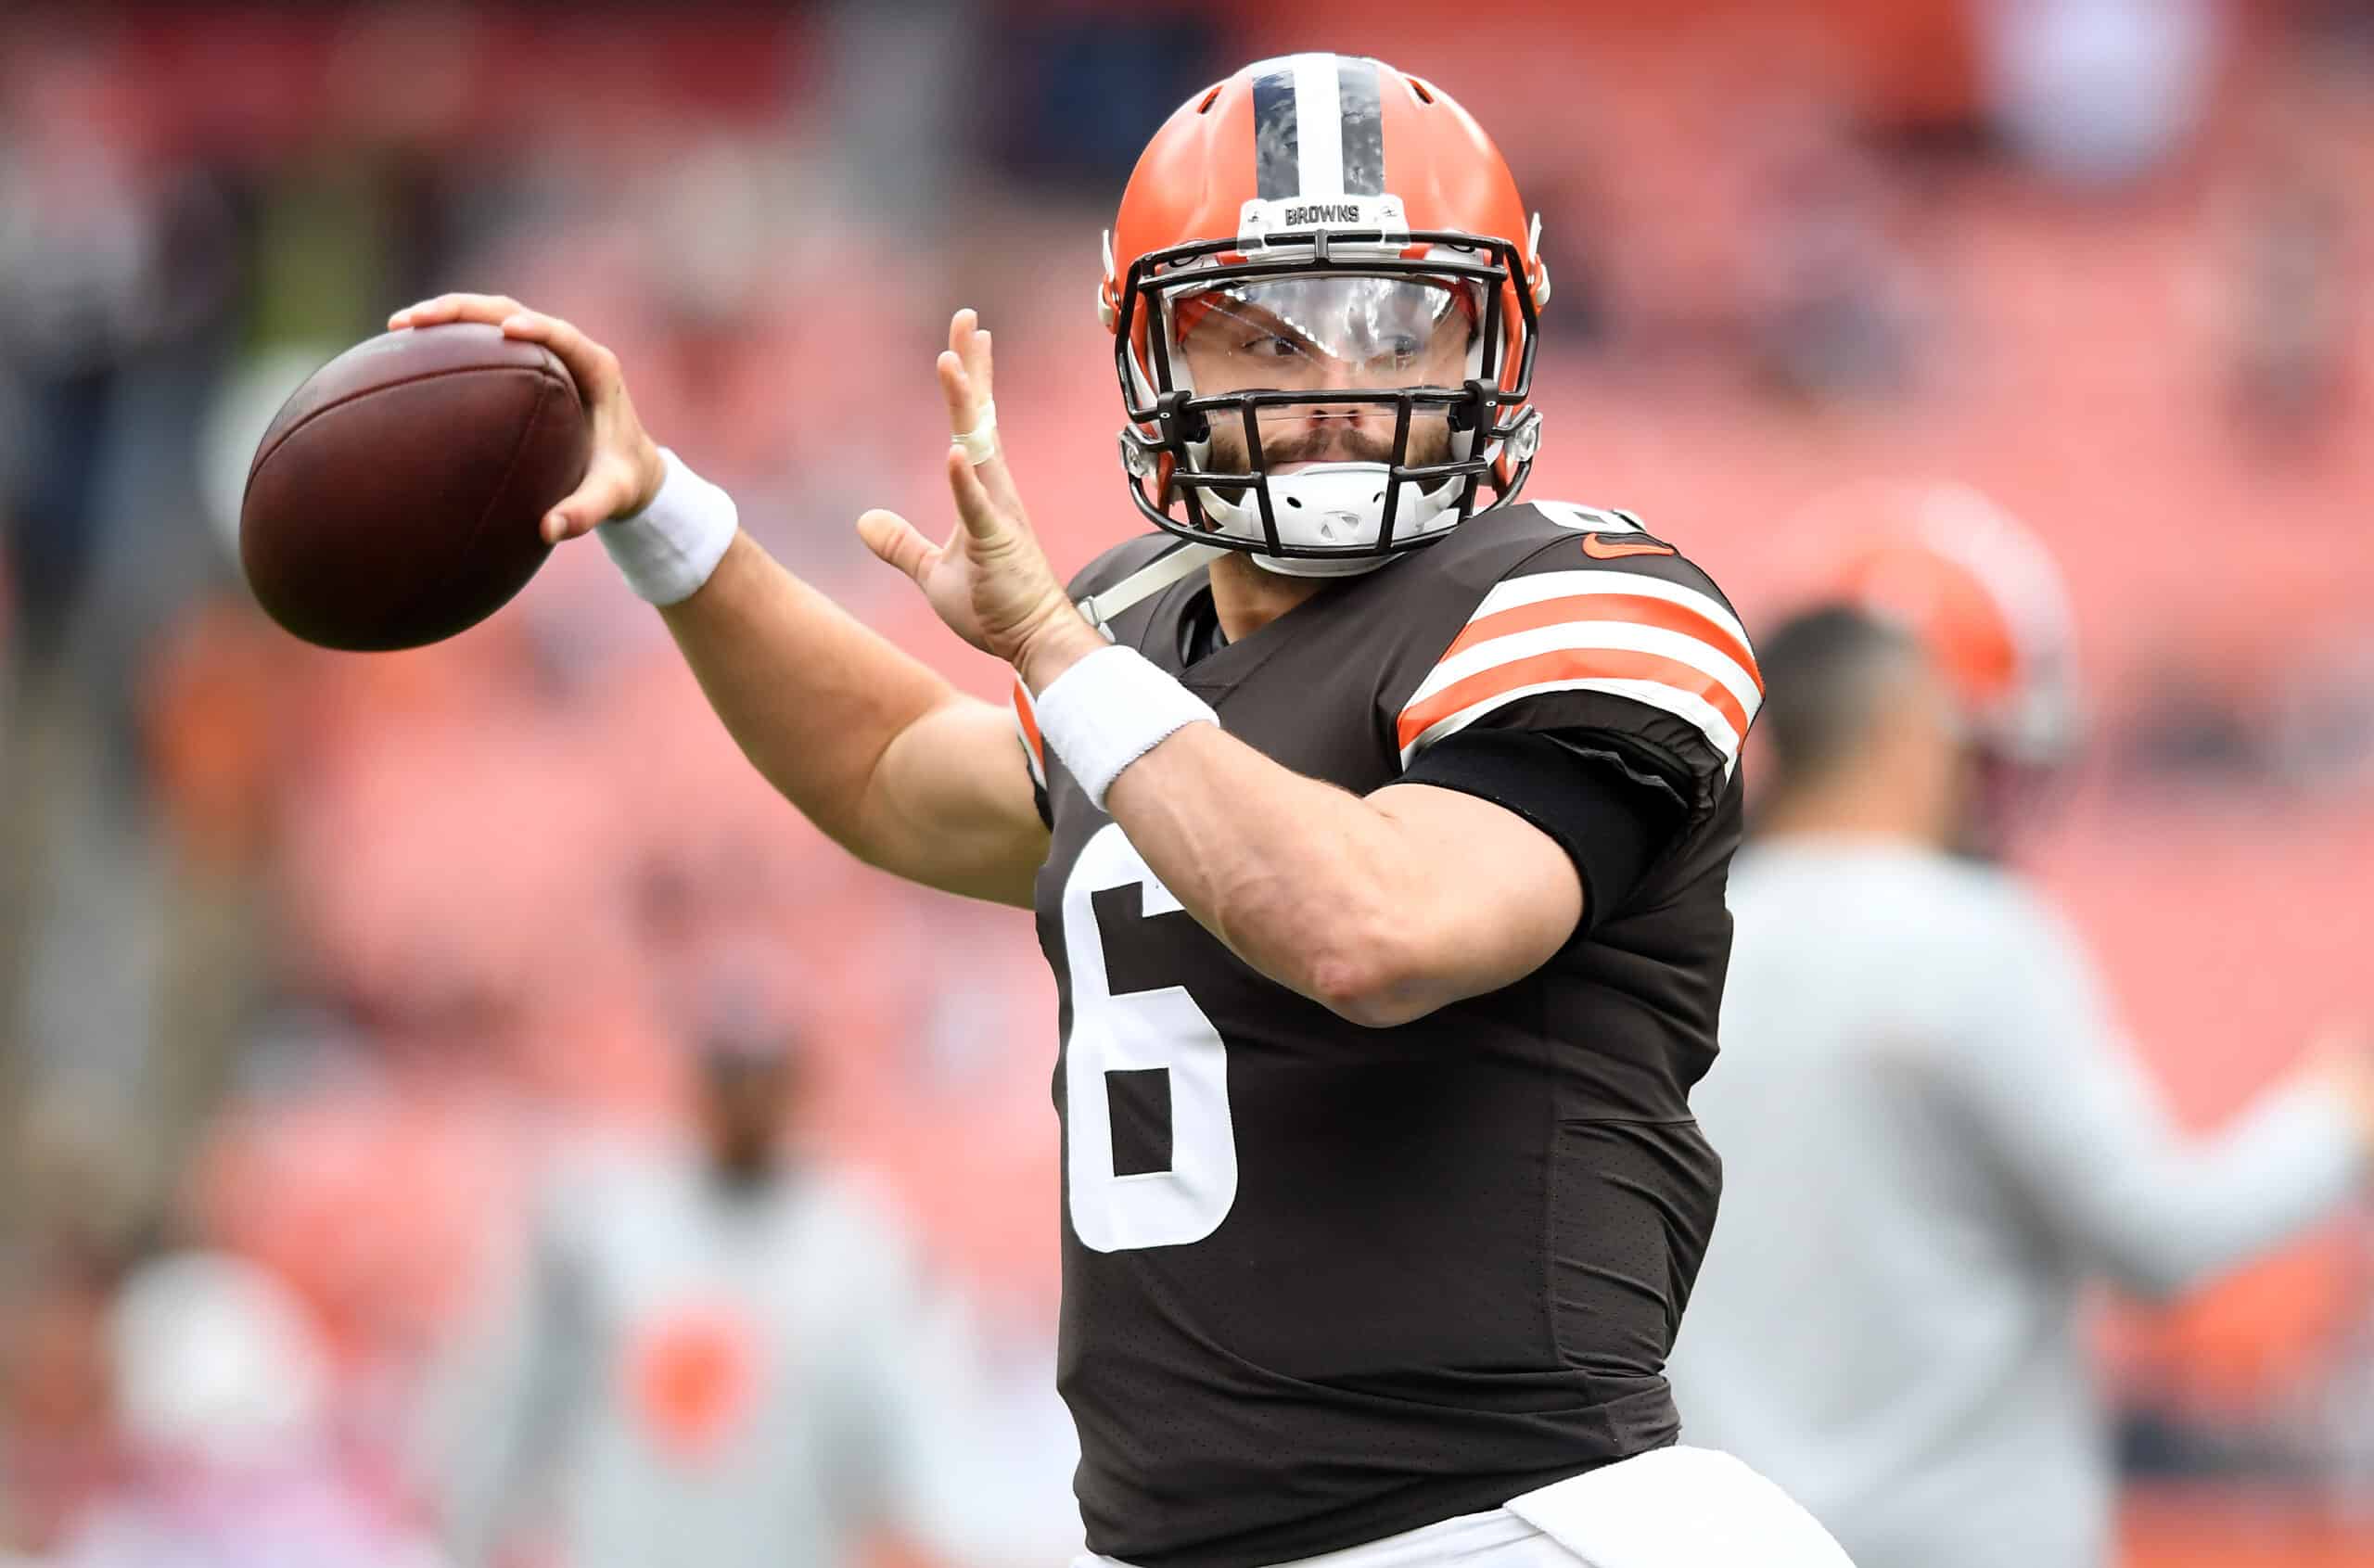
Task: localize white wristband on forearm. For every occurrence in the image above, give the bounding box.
[1033,644,1218,809]
[599,447,739,606]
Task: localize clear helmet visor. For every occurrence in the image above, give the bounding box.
[1149,274,1498,575]
[1167,274,1484,399]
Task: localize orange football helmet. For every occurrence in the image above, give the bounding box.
[1102,55,1551,574]
[1808,480,2082,770]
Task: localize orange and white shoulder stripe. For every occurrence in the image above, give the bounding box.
[1011,677,1048,788]
[1396,568,1764,769]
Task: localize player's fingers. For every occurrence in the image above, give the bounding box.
[499,311,619,398]
[541,454,643,542]
[388,293,525,331]
[540,496,602,545]
[945,446,1008,543]
[951,308,994,403]
[542,492,606,543]
[938,345,1027,518]
[493,309,557,344]
[941,315,1003,466]
[857,508,941,583]
[937,347,980,431]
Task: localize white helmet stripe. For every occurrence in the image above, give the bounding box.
[1288,54,1345,198]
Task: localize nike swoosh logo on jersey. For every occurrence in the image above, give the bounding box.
[1581,532,1678,560]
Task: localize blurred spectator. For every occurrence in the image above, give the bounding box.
[0,1238,122,1560]
[2269,629,2374,796]
[1975,0,2223,187]
[428,981,1078,1568]
[48,1251,440,1568]
[2212,70,2361,449]
[0,32,152,675]
[1736,91,1925,402]
[984,2,1219,195]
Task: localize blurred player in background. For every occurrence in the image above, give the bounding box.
[54,1251,439,1568]
[1666,483,2374,1568]
[434,988,1077,1568]
[391,50,1848,1568]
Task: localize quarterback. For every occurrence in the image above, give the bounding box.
[394,55,1845,1568]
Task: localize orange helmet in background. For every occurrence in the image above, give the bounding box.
[1103,54,1551,573]
[1804,480,2084,770]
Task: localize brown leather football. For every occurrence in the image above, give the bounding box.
[240,324,590,651]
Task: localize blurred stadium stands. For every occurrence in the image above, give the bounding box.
[1,2,2370,1563]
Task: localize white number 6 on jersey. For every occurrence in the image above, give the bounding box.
[1061,823,1238,1253]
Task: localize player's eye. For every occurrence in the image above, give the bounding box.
[1243,334,1307,360]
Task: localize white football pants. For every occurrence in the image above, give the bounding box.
[1077,1447,1855,1568]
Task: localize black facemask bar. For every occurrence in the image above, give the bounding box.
[1112,228,1542,560]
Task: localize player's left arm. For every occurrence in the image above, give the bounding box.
[1092,726,1588,1026]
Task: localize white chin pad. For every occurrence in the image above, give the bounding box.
[1193,463,1459,575]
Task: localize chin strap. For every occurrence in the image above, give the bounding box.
[1078,542,1226,637]
[1247,546,1398,580]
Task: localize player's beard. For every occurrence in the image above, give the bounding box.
[1204,408,1456,474]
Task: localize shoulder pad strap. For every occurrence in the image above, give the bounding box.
[1079,542,1225,636]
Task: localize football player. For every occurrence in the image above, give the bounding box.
[1665,483,2374,1568]
[393,54,1847,1568]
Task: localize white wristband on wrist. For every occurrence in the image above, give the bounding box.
[1033,644,1218,809]
[600,447,739,606]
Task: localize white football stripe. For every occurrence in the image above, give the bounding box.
[1290,54,1344,198]
[1400,677,1744,767]
[1409,620,1762,721]
[1465,570,1754,657]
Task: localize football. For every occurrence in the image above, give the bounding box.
[240,323,590,651]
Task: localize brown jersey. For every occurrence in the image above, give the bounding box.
[1010,502,1760,1568]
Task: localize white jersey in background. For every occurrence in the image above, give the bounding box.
[1669,839,2364,1568]
[432,1143,1080,1568]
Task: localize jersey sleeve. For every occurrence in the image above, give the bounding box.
[1387,508,1763,823]
[1398,728,1681,925]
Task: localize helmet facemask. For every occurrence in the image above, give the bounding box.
[1112,221,1543,576]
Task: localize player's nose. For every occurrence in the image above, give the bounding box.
[1296,392,1392,425]
[1303,402,1393,445]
